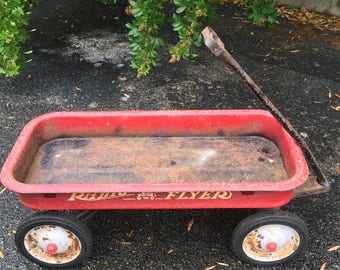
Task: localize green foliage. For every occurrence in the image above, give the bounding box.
[126,0,166,77]
[126,0,215,77]
[170,0,216,63]
[0,0,35,77]
[245,0,278,28]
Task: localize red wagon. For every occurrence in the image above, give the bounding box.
[0,110,327,268]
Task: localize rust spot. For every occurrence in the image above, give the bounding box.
[257,234,265,240]
[114,126,122,134]
[258,156,265,162]
[27,234,38,249]
[245,232,263,254]
[217,129,225,136]
[261,147,270,154]
[256,237,263,249]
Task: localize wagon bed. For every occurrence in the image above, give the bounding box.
[1,110,309,210]
[26,136,288,186]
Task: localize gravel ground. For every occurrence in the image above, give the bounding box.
[0,1,339,269]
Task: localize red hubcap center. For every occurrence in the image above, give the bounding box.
[46,243,58,254]
[266,242,277,252]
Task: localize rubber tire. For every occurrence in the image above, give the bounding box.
[231,210,308,266]
[15,213,93,268]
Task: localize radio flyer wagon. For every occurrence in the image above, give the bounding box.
[0,109,329,268]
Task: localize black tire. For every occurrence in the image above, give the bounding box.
[231,210,308,265]
[15,213,93,268]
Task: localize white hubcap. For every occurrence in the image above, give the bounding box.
[242,224,300,262]
[24,225,81,264]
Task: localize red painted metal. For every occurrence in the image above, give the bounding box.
[18,190,293,210]
[0,110,309,210]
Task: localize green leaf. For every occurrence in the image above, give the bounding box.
[176,6,186,13]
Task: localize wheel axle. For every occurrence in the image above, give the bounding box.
[46,243,58,254]
[266,242,277,252]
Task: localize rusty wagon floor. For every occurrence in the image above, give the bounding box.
[25,136,288,185]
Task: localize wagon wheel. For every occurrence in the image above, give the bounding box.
[231,211,308,265]
[15,213,93,268]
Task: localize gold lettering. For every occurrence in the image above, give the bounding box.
[199,191,212,199]
[211,191,232,200]
[189,191,201,199]
[177,192,190,200]
[67,191,233,202]
[97,193,110,200]
[164,192,179,200]
[84,193,98,200]
[67,192,85,201]
[67,192,134,201]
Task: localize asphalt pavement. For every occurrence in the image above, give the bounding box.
[0,0,339,269]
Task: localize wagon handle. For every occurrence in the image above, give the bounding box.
[202,26,330,189]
